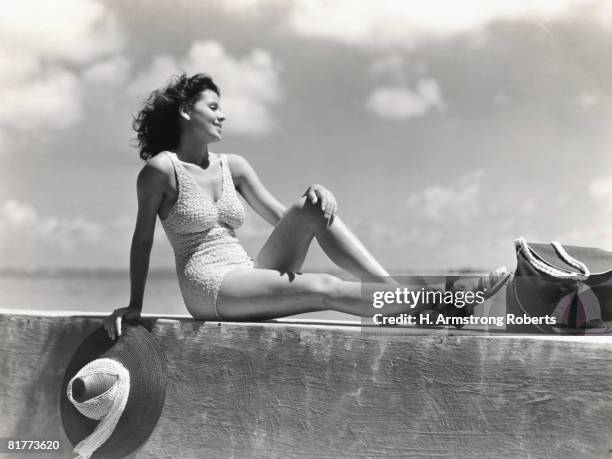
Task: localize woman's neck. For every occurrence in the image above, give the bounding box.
[175,136,211,168]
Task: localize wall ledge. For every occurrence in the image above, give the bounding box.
[1,310,611,457]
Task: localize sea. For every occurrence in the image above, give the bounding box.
[0,269,355,321]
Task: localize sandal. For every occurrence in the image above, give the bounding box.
[450,267,511,299]
[441,267,512,328]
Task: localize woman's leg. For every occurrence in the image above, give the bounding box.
[217,268,422,321]
[256,196,398,284]
[218,196,507,320]
[215,195,434,320]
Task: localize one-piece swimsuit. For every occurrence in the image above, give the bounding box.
[158,151,255,320]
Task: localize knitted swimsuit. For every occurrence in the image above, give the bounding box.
[159,151,254,320]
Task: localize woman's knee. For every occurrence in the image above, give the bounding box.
[287,195,328,231]
[305,273,343,303]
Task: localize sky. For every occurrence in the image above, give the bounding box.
[1,0,612,275]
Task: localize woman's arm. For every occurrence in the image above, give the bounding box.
[104,158,170,339]
[228,154,287,226]
[128,165,166,307]
[228,154,338,225]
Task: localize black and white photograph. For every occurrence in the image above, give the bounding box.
[1,1,612,457]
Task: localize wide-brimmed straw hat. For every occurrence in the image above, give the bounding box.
[60,324,167,459]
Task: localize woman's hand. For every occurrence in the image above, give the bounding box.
[103,305,142,340]
[305,184,338,222]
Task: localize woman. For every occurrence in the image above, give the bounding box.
[104,73,507,339]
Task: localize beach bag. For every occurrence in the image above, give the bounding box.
[506,237,612,333]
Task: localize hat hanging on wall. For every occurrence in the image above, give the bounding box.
[60,324,168,459]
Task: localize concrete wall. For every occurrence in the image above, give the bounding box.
[1,310,612,458]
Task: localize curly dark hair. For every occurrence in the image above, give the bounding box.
[132,73,220,160]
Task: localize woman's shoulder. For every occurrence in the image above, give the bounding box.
[138,152,174,184]
[224,153,251,174]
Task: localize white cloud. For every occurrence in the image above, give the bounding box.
[0,49,40,84]
[368,54,406,80]
[1,200,38,228]
[573,91,602,110]
[129,40,283,136]
[0,0,123,64]
[216,0,281,16]
[595,2,612,30]
[127,56,180,100]
[589,176,612,205]
[366,78,446,120]
[217,0,608,49]
[0,0,125,138]
[366,221,439,247]
[556,224,612,250]
[0,200,130,253]
[556,178,612,248]
[0,69,83,130]
[283,0,586,49]
[518,199,538,216]
[405,170,484,220]
[83,56,131,86]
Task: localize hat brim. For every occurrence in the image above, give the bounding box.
[60,324,167,459]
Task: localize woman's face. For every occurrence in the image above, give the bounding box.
[188,89,225,143]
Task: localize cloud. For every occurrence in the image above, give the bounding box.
[282,0,590,49]
[556,224,612,250]
[129,41,283,136]
[405,170,484,221]
[216,0,611,50]
[1,200,37,228]
[365,78,446,120]
[518,199,538,216]
[572,91,603,110]
[0,200,130,254]
[0,69,83,130]
[0,48,39,84]
[127,56,182,100]
[0,0,125,137]
[544,176,612,250]
[83,56,132,86]
[595,2,612,30]
[1,0,123,64]
[368,54,407,81]
[589,176,612,206]
[364,221,439,248]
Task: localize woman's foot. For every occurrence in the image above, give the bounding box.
[450,267,510,299]
[440,267,511,328]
